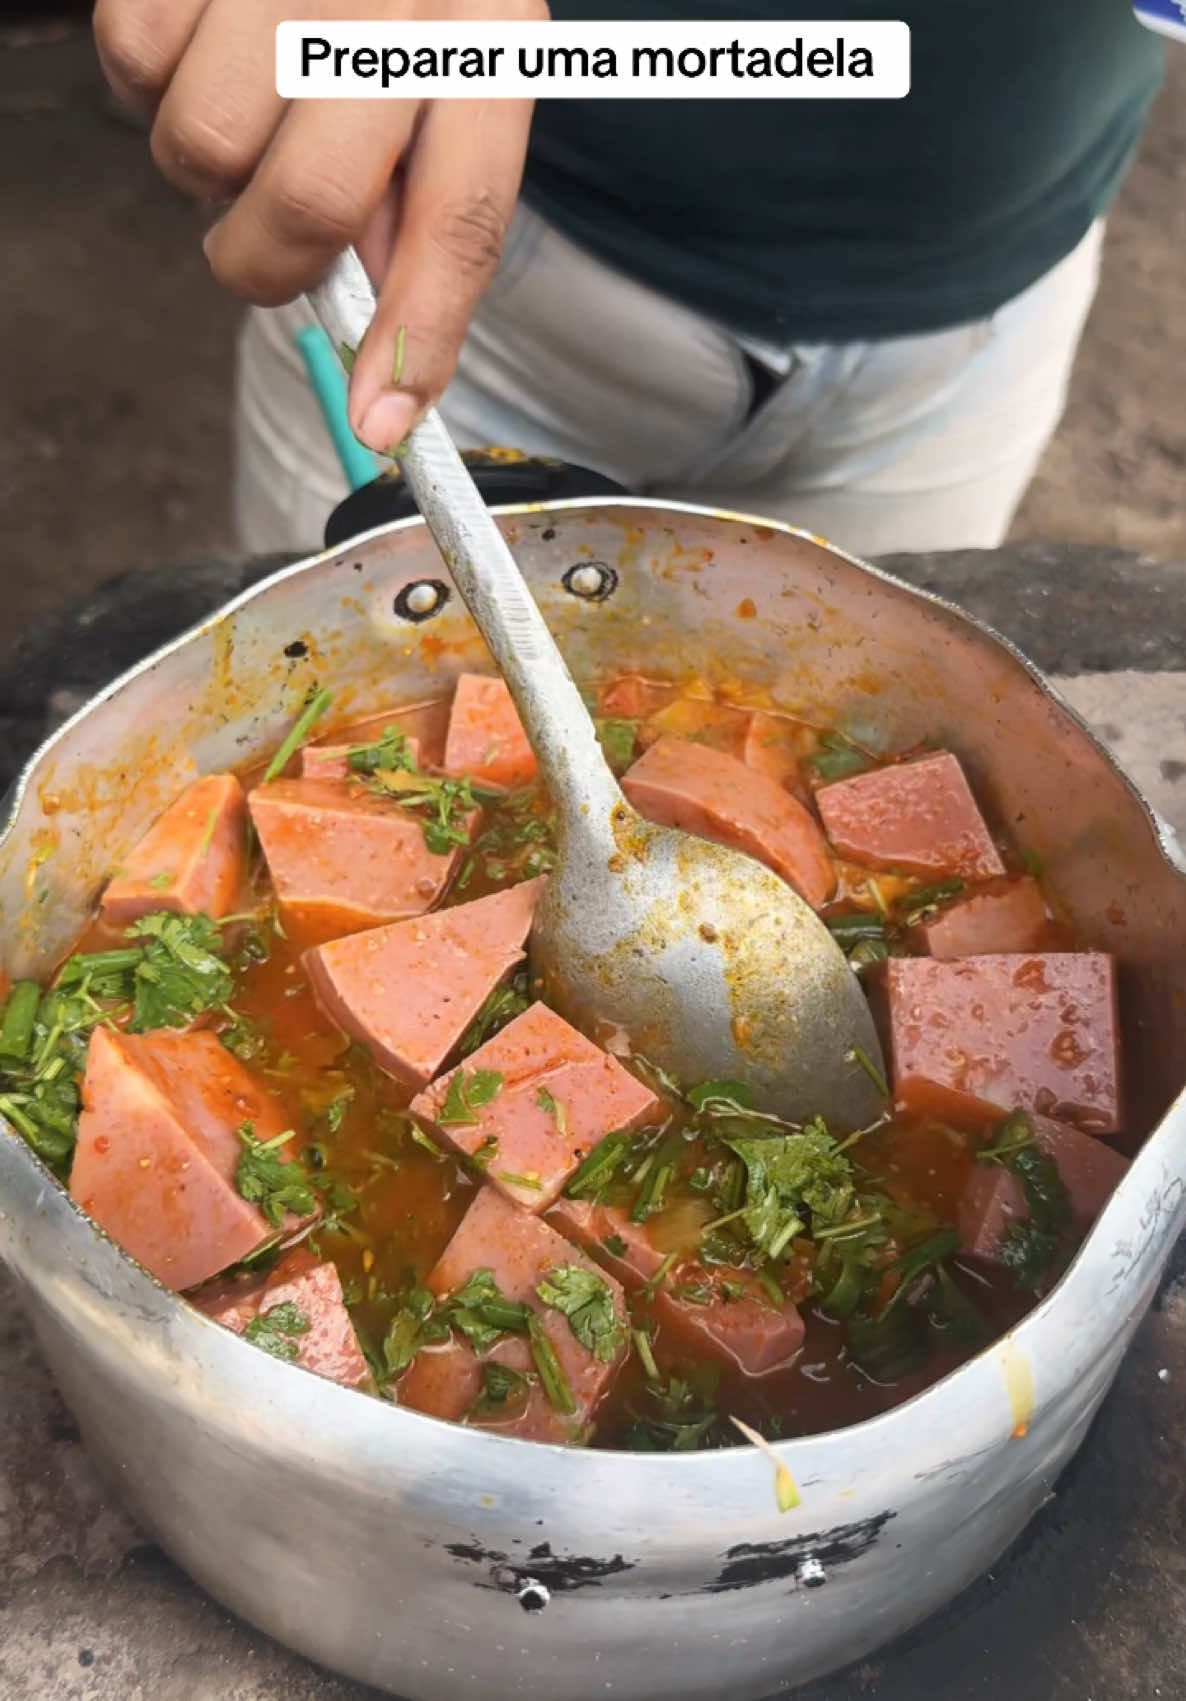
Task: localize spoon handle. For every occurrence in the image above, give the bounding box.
[308,249,622,847]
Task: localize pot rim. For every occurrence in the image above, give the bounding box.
[4,495,1184,1478]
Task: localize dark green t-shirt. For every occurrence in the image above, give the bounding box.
[522,2,1164,341]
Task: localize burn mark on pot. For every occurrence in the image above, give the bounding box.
[445,1536,634,1594]
[702,1511,894,1593]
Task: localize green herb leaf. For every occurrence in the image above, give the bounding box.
[624,1373,718,1452]
[603,1233,628,1258]
[243,1300,311,1362]
[346,726,417,777]
[594,718,638,773]
[564,1129,637,1202]
[978,1111,1072,1290]
[0,982,41,1063]
[687,1079,756,1114]
[535,1085,568,1135]
[536,1263,625,1363]
[126,911,234,1032]
[235,1122,318,1227]
[382,1286,445,1378]
[845,1042,889,1100]
[444,1267,532,1355]
[526,1311,575,1414]
[723,1123,858,1260]
[468,1359,532,1418]
[899,877,965,927]
[263,687,333,784]
[437,1068,504,1127]
[457,974,530,1058]
[804,730,875,783]
[631,1128,685,1222]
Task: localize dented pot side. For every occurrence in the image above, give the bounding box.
[1,500,1184,1701]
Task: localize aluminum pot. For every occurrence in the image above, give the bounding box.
[1,500,1184,1701]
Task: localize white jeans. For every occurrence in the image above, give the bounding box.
[233,205,1104,561]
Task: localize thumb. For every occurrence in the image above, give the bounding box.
[347,99,532,454]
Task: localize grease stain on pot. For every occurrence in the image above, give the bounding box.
[997,1338,1035,1438]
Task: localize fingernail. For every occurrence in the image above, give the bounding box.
[358,390,418,452]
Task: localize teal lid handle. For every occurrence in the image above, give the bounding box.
[295,324,380,492]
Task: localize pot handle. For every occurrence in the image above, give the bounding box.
[323,453,631,549]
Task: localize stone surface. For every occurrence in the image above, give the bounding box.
[1,546,1184,1699]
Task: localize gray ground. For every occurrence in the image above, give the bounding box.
[1,21,1184,639]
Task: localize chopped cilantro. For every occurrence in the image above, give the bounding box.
[978,1112,1071,1290]
[437,1069,504,1127]
[603,1232,628,1258]
[526,1311,575,1414]
[470,1133,500,1170]
[803,730,875,783]
[536,1264,625,1363]
[445,1268,532,1354]
[468,1360,532,1418]
[382,1286,447,1377]
[235,1122,318,1227]
[263,687,333,784]
[722,1120,857,1260]
[624,1373,719,1451]
[594,718,638,773]
[57,910,235,1035]
[409,1123,446,1159]
[845,1043,889,1100]
[535,1085,568,1135]
[346,726,417,777]
[687,1079,755,1114]
[243,1300,310,1362]
[564,1130,637,1202]
[899,878,965,927]
[457,974,530,1058]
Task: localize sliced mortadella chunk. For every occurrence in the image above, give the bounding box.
[955,1109,1129,1264]
[101,773,247,926]
[549,1195,804,1377]
[598,675,665,720]
[410,1002,662,1211]
[300,734,421,781]
[248,778,476,936]
[815,751,1005,879]
[305,878,543,1088]
[873,953,1121,1133]
[621,736,836,909]
[442,674,537,791]
[397,1186,629,1444]
[70,1027,310,1291]
[918,877,1050,959]
[194,1247,370,1389]
[742,711,804,790]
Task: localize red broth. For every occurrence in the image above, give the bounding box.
[7,677,1125,1451]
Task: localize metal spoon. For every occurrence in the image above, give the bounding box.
[308,250,885,1128]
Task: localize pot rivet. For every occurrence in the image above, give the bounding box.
[562,562,618,602]
[395,579,450,622]
[797,1557,827,1589]
[516,1579,550,1613]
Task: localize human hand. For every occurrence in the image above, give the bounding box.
[93,0,543,449]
